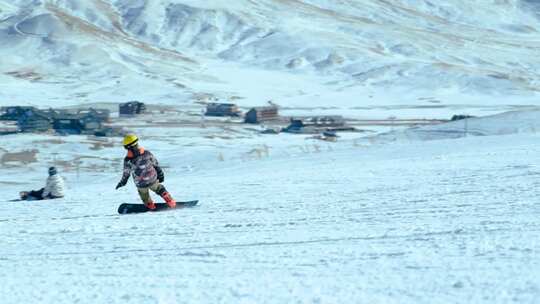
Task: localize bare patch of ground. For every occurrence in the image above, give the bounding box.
[31,139,67,145]
[0,149,39,167]
[5,70,43,82]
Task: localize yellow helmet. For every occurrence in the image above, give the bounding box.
[123,134,139,147]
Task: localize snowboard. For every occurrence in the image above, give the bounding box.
[117,200,198,214]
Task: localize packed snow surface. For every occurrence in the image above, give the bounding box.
[1,0,540,303]
[1,111,540,303]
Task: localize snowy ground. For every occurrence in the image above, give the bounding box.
[2,1,540,303]
[1,112,539,303]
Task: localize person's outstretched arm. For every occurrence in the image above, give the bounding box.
[116,158,131,189]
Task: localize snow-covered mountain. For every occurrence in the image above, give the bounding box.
[2,0,540,110]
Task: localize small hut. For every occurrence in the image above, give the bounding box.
[17,110,52,133]
[78,108,111,123]
[119,101,146,117]
[282,119,307,133]
[0,106,38,121]
[451,114,475,121]
[53,116,84,134]
[283,116,348,134]
[52,110,106,134]
[307,116,346,127]
[204,103,241,117]
[244,106,279,124]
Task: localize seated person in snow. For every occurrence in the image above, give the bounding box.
[20,167,65,200]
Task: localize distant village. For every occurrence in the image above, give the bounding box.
[0,101,143,137]
[0,100,467,144]
[0,101,363,142]
[204,102,357,140]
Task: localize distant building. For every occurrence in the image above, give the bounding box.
[306,116,346,127]
[53,117,84,134]
[204,103,241,117]
[77,108,111,123]
[119,101,146,117]
[6,106,109,134]
[53,110,106,134]
[244,106,279,124]
[17,110,52,133]
[283,116,350,134]
[0,106,38,121]
[451,114,475,121]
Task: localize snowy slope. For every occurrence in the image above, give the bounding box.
[1,123,540,303]
[1,1,540,303]
[373,109,540,142]
[1,110,540,303]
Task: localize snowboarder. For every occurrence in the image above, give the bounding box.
[115,134,176,209]
[20,166,65,200]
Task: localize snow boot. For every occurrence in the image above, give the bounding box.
[161,192,176,208]
[144,200,156,210]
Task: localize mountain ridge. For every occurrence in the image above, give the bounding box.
[1,0,540,107]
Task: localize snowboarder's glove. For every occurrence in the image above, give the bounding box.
[115,181,126,190]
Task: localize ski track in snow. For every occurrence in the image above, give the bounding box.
[1,134,539,303]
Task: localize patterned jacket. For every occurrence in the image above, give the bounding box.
[120,147,163,188]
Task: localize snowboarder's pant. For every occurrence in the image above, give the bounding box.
[22,188,62,201]
[28,188,45,200]
[137,182,167,204]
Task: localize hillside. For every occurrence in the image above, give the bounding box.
[1,113,540,303]
[1,1,540,116]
